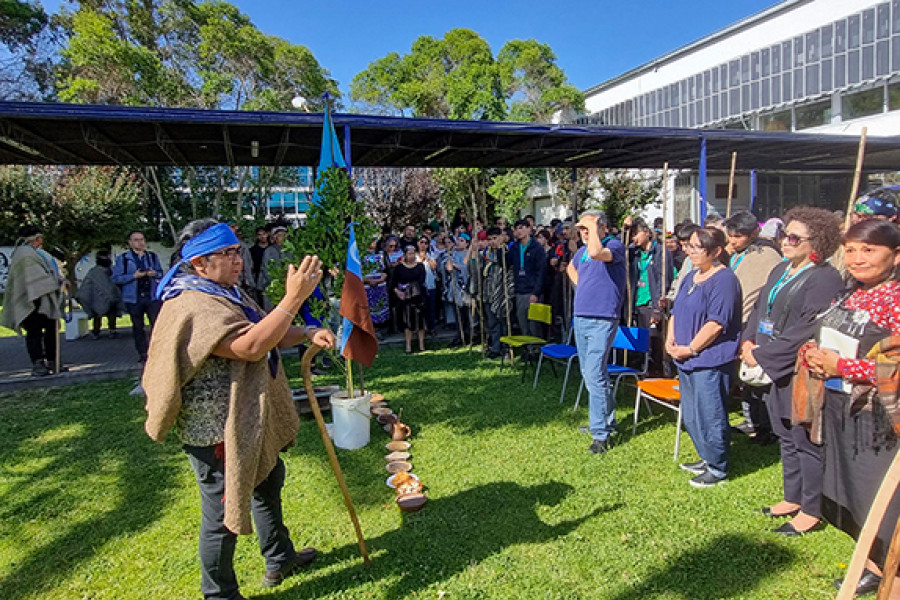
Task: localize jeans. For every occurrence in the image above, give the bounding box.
[574,315,618,441]
[767,398,823,518]
[515,294,542,337]
[678,365,733,478]
[185,445,295,600]
[126,296,160,358]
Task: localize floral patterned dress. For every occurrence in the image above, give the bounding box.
[363,251,390,324]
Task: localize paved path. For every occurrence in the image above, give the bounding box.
[0,325,460,394]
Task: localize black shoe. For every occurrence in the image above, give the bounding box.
[833,568,882,596]
[31,360,50,377]
[679,460,707,475]
[761,506,799,518]
[731,420,755,435]
[689,469,725,488]
[262,547,318,588]
[588,439,608,454]
[774,520,825,536]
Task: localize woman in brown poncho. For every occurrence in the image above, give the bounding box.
[142,219,335,600]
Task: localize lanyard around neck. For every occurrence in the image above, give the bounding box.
[766,262,814,315]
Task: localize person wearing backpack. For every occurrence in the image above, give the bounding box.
[112,230,163,361]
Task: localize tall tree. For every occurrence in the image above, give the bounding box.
[0,0,53,100]
[551,168,662,228]
[0,166,142,288]
[357,168,440,232]
[497,39,584,122]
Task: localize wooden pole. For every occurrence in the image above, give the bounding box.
[301,344,371,566]
[345,357,353,399]
[845,127,869,229]
[501,246,514,365]
[726,152,737,218]
[837,449,900,600]
[660,162,669,302]
[875,514,900,599]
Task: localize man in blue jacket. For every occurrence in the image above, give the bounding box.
[112,230,163,361]
[509,218,546,338]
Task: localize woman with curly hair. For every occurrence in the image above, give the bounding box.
[741,206,844,535]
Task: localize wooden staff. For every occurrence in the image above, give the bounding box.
[875,515,900,599]
[837,449,900,600]
[726,152,737,218]
[660,162,669,303]
[301,344,371,566]
[845,127,869,229]
[501,245,514,365]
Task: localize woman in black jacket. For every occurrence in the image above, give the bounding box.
[740,206,843,536]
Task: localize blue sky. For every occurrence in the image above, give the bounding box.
[39,0,778,94]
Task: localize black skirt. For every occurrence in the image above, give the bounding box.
[821,390,900,568]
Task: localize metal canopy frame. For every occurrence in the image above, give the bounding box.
[1,101,899,172]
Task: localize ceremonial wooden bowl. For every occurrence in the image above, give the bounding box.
[396,493,427,512]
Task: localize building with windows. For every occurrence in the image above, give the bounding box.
[578,0,900,221]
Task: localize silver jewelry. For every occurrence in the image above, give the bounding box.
[275,306,293,318]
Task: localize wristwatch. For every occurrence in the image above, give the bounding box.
[688,344,699,357]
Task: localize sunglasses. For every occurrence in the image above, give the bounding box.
[208,246,242,259]
[783,234,810,246]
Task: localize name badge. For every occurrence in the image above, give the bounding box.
[758,319,774,336]
[637,280,647,288]
[519,268,526,277]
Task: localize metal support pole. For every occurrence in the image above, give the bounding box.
[343,125,352,174]
[750,169,758,213]
[698,137,708,224]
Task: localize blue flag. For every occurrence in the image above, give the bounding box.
[311,101,347,206]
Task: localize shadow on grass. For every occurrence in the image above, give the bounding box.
[607,533,796,600]
[0,382,177,599]
[262,480,617,599]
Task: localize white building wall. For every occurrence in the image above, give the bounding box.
[585,0,879,113]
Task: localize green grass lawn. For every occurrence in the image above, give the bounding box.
[0,347,855,599]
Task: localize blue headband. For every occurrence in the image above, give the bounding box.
[156,223,240,299]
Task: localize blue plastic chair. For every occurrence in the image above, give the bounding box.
[573,326,650,411]
[532,325,579,404]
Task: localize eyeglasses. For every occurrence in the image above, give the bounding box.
[783,234,811,246]
[207,247,242,259]
[684,243,706,252]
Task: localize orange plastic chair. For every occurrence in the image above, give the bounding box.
[632,378,682,460]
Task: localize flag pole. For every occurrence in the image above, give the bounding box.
[301,344,370,566]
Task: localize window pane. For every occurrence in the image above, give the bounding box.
[682,79,688,104]
[888,81,900,110]
[742,55,751,82]
[730,59,740,87]
[863,8,876,44]
[806,65,820,95]
[894,35,900,70]
[751,81,760,109]
[794,36,805,67]
[794,68,804,99]
[761,78,771,106]
[711,68,719,93]
[688,76,695,102]
[878,39,890,75]
[712,94,720,120]
[878,2,891,39]
[730,88,740,115]
[772,44,782,72]
[843,86,884,119]
[751,51,760,80]
[772,74,782,103]
[863,44,875,79]
[835,54,847,87]
[704,97,710,123]
[849,49,861,83]
[680,105,687,126]
[796,99,832,129]
[849,15,861,48]
[836,19,847,52]
[704,71,711,97]
[742,83,750,111]
[761,109,792,131]
[822,59,833,92]
[807,30,820,63]
[720,64,728,89]
[783,71,792,101]
[894,0,900,33]
[782,40,793,70]
[822,24,834,58]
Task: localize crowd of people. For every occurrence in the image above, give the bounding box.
[6,188,900,598]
